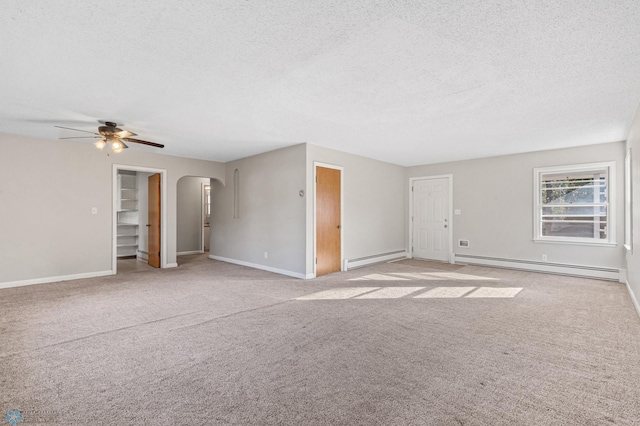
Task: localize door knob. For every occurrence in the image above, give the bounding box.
[444,225,448,228]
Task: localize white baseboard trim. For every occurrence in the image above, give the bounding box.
[165,263,178,268]
[454,254,621,281]
[0,270,114,290]
[344,250,408,270]
[209,255,310,279]
[177,250,204,256]
[137,251,149,261]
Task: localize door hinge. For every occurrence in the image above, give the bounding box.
[315,257,317,264]
[411,186,414,192]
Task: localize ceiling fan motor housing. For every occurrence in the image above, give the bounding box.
[99,122,121,137]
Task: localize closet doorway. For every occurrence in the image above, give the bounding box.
[112,165,167,274]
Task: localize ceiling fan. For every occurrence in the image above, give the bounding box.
[56,121,164,153]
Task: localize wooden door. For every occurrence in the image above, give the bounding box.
[148,173,161,268]
[412,177,450,262]
[316,166,341,276]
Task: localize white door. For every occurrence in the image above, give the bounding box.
[412,177,450,262]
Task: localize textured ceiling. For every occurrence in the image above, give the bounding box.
[1,1,640,166]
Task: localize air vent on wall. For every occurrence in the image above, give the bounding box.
[458,240,470,248]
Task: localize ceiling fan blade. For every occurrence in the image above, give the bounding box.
[115,130,136,138]
[59,136,102,139]
[54,125,99,135]
[122,138,164,148]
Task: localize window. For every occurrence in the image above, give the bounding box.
[204,185,211,219]
[533,162,616,246]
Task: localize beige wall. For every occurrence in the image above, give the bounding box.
[626,105,640,313]
[305,144,407,276]
[406,142,627,270]
[210,144,307,276]
[0,133,225,285]
[210,143,406,278]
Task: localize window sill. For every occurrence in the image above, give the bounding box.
[533,238,617,248]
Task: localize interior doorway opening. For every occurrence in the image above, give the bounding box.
[112,165,167,274]
[176,176,221,266]
[203,183,211,252]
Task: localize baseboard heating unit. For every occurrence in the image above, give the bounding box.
[454,254,622,282]
[344,250,407,270]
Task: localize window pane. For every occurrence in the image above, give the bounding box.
[541,222,606,238]
[542,205,606,216]
[541,176,606,204]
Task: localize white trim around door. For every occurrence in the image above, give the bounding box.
[112,164,168,274]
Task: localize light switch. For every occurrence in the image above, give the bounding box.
[454,209,461,215]
[91,207,98,215]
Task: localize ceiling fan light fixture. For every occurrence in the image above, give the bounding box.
[94,139,107,150]
[111,140,124,153]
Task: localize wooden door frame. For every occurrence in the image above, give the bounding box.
[313,162,344,278]
[409,174,454,263]
[112,164,168,274]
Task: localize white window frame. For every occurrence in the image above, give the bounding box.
[533,161,616,247]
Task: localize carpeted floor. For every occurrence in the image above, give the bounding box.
[1,255,639,425]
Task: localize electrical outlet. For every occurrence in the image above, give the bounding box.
[542,254,547,262]
[264,251,268,259]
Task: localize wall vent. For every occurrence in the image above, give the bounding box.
[458,239,470,248]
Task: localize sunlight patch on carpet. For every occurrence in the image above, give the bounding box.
[349,273,410,281]
[296,286,523,300]
[348,271,499,281]
[355,287,423,299]
[296,287,380,300]
[414,287,477,298]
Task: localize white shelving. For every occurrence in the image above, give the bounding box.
[117,172,139,257]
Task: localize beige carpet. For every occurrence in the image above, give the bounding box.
[393,258,465,271]
[1,254,639,425]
